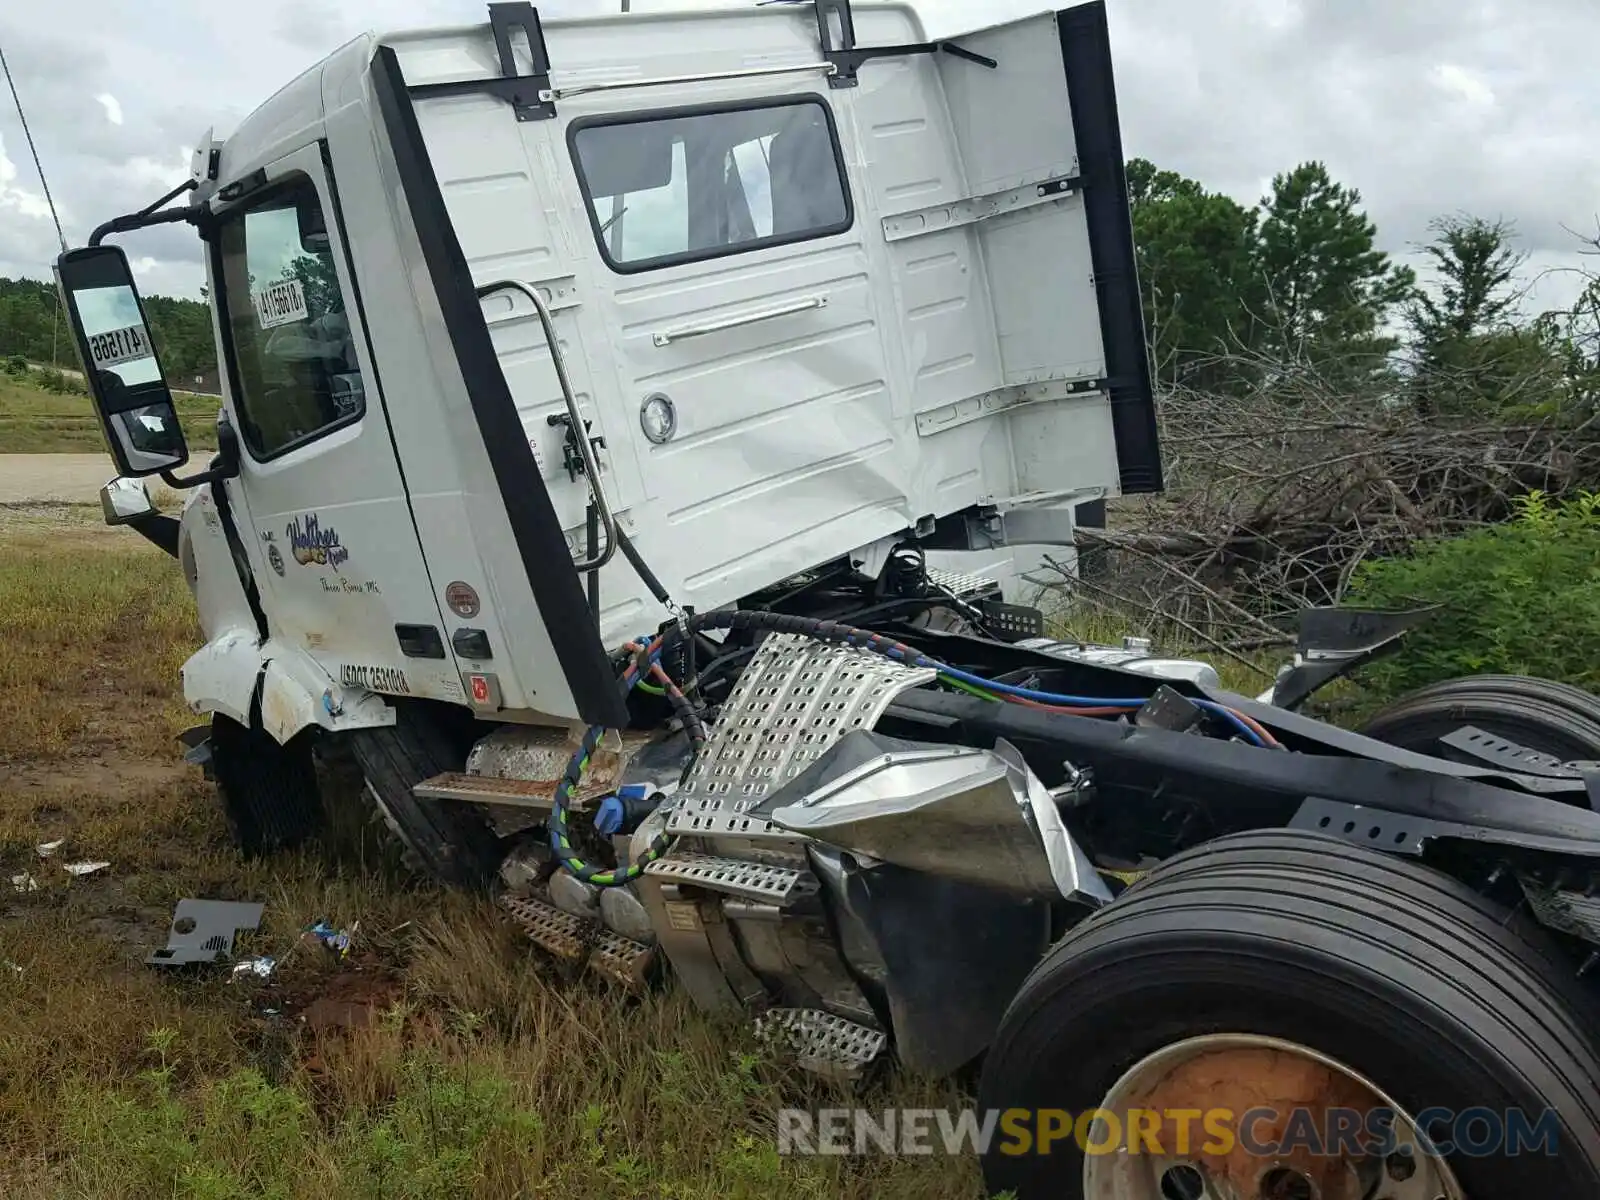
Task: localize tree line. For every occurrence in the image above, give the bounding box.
[1128,157,1600,415]
[0,276,217,380]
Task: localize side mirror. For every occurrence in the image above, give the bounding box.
[54,245,190,478]
[99,476,157,526]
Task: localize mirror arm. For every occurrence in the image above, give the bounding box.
[88,180,198,248]
[160,457,237,491]
[161,438,240,491]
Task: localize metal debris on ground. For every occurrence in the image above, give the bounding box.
[34,839,64,858]
[62,861,110,877]
[146,899,265,968]
[230,956,276,981]
[10,874,38,894]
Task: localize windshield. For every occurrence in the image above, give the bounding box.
[215,173,364,459]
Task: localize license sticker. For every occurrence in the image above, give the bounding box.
[340,664,410,695]
[86,323,152,369]
[253,278,309,329]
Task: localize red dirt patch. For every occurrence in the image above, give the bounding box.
[253,950,405,1034]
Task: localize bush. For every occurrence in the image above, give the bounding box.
[34,367,70,393]
[1347,491,1600,700]
[28,366,87,396]
[4,353,27,375]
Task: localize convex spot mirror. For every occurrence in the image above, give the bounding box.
[99,476,156,526]
[54,245,189,477]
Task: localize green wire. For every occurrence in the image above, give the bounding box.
[942,673,1002,703]
[634,679,666,696]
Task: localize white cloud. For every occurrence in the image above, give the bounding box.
[1107,0,1599,312]
[0,132,58,222]
[116,149,196,192]
[1431,64,1496,109]
[95,92,123,125]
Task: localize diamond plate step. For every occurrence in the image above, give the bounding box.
[587,928,658,991]
[417,772,562,810]
[644,854,813,905]
[415,771,612,813]
[501,893,656,992]
[927,566,1000,601]
[502,893,588,960]
[755,1007,887,1080]
[667,633,936,842]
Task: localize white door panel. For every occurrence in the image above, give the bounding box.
[211,143,455,702]
[417,91,644,555]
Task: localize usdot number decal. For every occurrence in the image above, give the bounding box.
[253,278,309,329]
[340,664,411,695]
[87,323,151,370]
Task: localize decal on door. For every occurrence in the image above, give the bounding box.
[319,577,382,597]
[253,279,309,329]
[285,514,349,568]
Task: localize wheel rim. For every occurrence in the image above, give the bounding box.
[1082,1033,1467,1200]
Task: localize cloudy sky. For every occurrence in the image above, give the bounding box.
[3,0,1597,315]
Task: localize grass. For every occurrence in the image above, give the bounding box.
[0,373,220,454]
[0,509,988,1199]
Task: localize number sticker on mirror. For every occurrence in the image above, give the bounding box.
[86,323,152,370]
[253,279,308,330]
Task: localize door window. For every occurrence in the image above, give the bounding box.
[570,97,851,273]
[215,173,364,459]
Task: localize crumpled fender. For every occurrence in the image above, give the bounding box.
[182,629,396,743]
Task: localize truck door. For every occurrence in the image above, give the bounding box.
[845,2,1162,515]
[207,143,456,703]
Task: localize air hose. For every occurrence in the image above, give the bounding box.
[549,611,1280,887]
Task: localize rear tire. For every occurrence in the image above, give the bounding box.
[978,829,1600,1199]
[346,701,502,889]
[1360,673,1600,762]
[210,715,324,856]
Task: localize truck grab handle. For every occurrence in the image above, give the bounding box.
[651,294,828,347]
[475,279,617,574]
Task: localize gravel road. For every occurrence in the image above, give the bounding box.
[0,454,118,504]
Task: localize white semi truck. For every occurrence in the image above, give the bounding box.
[55,4,1600,1196]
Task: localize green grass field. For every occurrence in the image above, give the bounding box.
[0,510,987,1199]
[0,373,220,454]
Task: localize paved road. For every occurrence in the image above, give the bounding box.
[0,454,118,504]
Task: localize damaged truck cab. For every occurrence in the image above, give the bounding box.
[61,0,1157,746]
[57,4,1600,1198]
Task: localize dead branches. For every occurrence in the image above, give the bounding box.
[1049,348,1600,640]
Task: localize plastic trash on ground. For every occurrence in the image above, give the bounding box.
[230,956,276,981]
[305,921,358,959]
